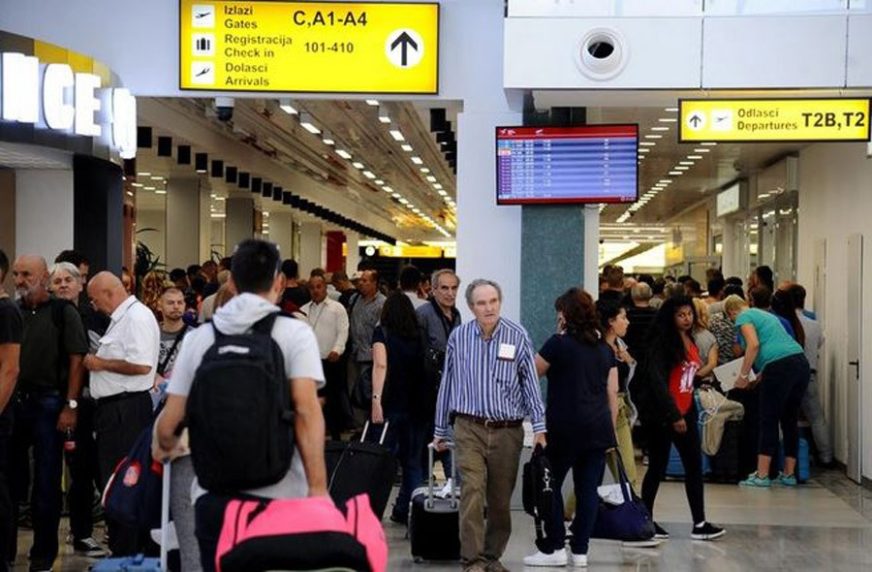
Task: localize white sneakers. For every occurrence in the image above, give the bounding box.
[523,548,588,567]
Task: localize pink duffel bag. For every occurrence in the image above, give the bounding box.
[215,493,388,572]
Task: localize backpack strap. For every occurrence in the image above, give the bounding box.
[251,312,280,336]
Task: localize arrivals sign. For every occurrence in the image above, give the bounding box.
[179,0,439,94]
[679,98,871,142]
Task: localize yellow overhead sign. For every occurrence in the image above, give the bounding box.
[679,99,871,142]
[179,0,439,94]
[379,245,444,258]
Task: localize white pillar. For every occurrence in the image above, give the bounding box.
[298,222,322,277]
[225,197,254,252]
[15,169,74,261]
[269,212,294,260]
[165,177,201,268]
[345,232,360,274]
[456,110,523,321]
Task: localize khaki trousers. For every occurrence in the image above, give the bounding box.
[454,416,524,565]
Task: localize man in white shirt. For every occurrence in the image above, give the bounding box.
[302,273,350,440]
[84,271,160,556]
[400,265,427,309]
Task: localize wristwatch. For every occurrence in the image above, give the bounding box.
[66,399,79,410]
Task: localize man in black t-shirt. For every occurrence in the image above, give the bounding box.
[279,259,311,314]
[0,249,22,572]
[10,255,88,571]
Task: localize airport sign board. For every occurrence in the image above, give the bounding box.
[179,0,439,94]
[679,98,871,142]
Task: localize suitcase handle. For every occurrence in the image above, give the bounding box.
[361,420,389,445]
[427,442,458,509]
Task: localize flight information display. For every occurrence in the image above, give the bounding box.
[496,124,639,205]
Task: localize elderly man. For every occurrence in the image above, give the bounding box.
[10,255,87,572]
[301,273,350,439]
[85,271,160,557]
[433,279,546,572]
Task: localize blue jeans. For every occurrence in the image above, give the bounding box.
[383,413,427,520]
[542,442,607,555]
[9,392,65,568]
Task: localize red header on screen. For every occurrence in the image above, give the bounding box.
[496,125,638,140]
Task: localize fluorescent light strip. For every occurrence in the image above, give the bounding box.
[351,162,365,170]
[375,180,384,186]
[640,142,656,147]
[433,183,443,190]
[420,167,430,173]
[679,161,694,166]
[687,155,703,160]
[426,176,437,183]
[336,149,352,160]
[362,171,376,179]
[644,134,663,139]
[383,186,394,193]
[411,156,423,165]
[650,126,670,132]
[669,170,683,175]
[694,148,711,153]
[701,142,718,146]
[664,107,679,112]
[389,129,405,142]
[365,99,379,106]
[401,144,413,152]
[658,117,678,123]
[674,165,690,171]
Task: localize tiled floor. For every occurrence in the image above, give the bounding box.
[13,468,872,571]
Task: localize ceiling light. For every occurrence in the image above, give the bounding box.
[378,108,391,124]
[701,141,718,146]
[131,182,143,188]
[279,99,298,115]
[658,117,678,123]
[426,175,437,183]
[693,148,711,153]
[321,131,335,146]
[383,186,394,193]
[420,167,430,173]
[211,213,226,218]
[433,183,443,190]
[638,155,645,160]
[155,189,167,195]
[352,162,365,169]
[644,134,663,139]
[137,172,151,177]
[438,190,448,196]
[650,126,670,132]
[366,99,379,106]
[687,155,703,160]
[144,186,155,191]
[658,179,672,184]
[389,129,405,142]
[679,161,694,166]
[336,149,352,160]
[299,113,320,134]
[362,171,376,179]
[126,190,133,197]
[640,142,656,147]
[674,166,690,171]
[411,156,423,165]
[669,170,683,175]
[375,179,385,186]
[638,148,650,153]
[215,196,225,201]
[150,176,164,181]
[399,197,410,205]
[665,107,679,112]
[392,192,401,198]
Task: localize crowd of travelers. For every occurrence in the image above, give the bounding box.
[0,238,829,571]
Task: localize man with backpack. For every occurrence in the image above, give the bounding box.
[154,239,327,572]
[10,255,87,572]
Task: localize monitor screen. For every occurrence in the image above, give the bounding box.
[496,124,639,205]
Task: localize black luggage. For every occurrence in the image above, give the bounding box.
[708,420,741,483]
[325,422,396,520]
[409,444,460,562]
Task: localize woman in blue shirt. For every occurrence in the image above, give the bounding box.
[724,295,810,487]
[524,288,618,568]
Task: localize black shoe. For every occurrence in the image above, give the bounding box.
[691,522,725,541]
[389,512,408,525]
[653,522,670,540]
[73,536,108,557]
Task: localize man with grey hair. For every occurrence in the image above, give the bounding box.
[625,282,657,359]
[433,278,546,572]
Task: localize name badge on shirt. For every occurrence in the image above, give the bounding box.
[498,343,516,361]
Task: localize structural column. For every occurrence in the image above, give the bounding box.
[269,211,294,260]
[225,197,254,252]
[298,222,322,277]
[16,169,75,263]
[165,177,203,269]
[345,232,360,274]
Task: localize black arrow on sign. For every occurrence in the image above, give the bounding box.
[390,32,418,66]
[689,113,703,128]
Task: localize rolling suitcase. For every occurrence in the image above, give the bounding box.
[91,462,170,571]
[326,422,396,519]
[708,420,742,483]
[409,444,460,562]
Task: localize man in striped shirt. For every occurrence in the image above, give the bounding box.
[433,279,546,572]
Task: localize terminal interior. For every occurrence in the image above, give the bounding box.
[4,1,872,570]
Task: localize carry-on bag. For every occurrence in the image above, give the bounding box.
[326,421,396,519]
[522,444,554,549]
[591,451,655,542]
[215,493,387,572]
[91,462,170,571]
[409,443,461,562]
[708,420,742,483]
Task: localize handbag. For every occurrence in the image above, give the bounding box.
[522,444,554,547]
[591,450,655,542]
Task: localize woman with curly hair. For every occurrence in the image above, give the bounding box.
[524,288,618,568]
[140,270,169,321]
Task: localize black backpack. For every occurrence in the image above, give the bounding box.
[186,313,295,493]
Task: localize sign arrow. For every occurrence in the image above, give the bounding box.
[689,113,703,128]
[390,31,419,66]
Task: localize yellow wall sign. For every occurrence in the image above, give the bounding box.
[379,245,443,258]
[679,99,871,142]
[179,0,439,94]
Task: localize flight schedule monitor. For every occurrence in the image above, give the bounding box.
[496,124,639,205]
